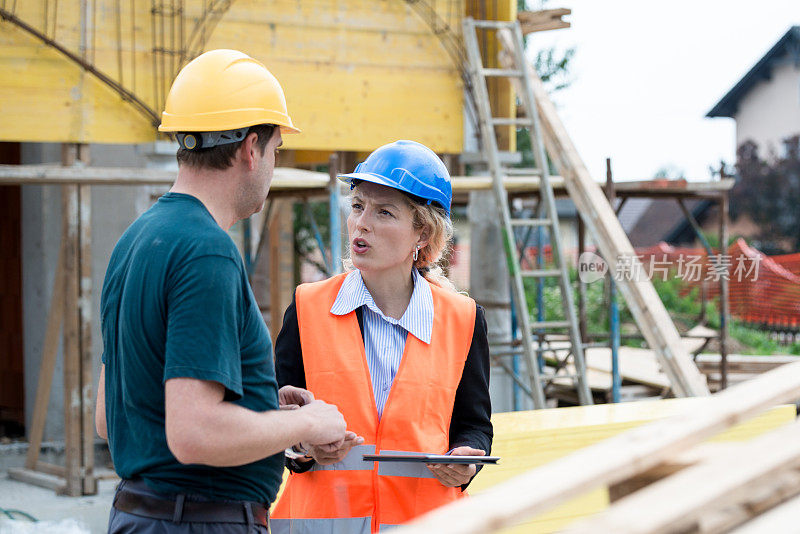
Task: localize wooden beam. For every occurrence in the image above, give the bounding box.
[0,164,331,188]
[496,28,709,397]
[78,181,97,495]
[24,241,65,470]
[61,180,82,497]
[562,420,800,534]
[517,8,571,35]
[395,360,800,534]
[268,200,294,342]
[7,467,67,493]
[608,442,740,502]
[695,354,798,374]
[35,461,67,478]
[731,492,800,533]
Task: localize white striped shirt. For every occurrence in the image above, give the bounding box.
[330,268,433,417]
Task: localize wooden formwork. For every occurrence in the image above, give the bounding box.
[8,144,96,496]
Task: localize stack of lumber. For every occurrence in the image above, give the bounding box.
[696,354,800,391]
[544,336,711,402]
[396,360,800,534]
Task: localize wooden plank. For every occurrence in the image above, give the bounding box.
[24,241,65,469]
[584,347,671,389]
[7,467,67,493]
[608,442,740,502]
[35,461,67,478]
[78,181,97,495]
[0,164,331,188]
[496,28,709,397]
[61,176,82,497]
[730,492,800,533]
[395,360,800,534]
[694,468,800,533]
[268,200,294,342]
[517,9,571,34]
[612,178,735,193]
[562,420,800,534]
[0,164,575,195]
[696,354,799,374]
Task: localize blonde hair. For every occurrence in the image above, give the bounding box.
[343,184,457,292]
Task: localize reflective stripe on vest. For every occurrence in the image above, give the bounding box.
[271,516,372,534]
[271,273,476,533]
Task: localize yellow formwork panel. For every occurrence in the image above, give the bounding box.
[0,0,466,151]
[471,398,796,533]
[206,0,463,152]
[0,25,155,144]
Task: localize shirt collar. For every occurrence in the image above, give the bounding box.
[330,269,433,344]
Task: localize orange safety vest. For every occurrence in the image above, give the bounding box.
[271,273,476,534]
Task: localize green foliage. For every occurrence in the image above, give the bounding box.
[699,231,745,251]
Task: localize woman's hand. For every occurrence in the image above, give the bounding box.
[306,431,365,465]
[427,446,485,487]
[279,385,314,409]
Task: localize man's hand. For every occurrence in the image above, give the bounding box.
[297,400,347,446]
[426,446,485,487]
[303,431,365,465]
[279,385,314,409]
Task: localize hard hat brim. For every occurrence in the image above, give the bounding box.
[338,172,450,216]
[338,172,421,198]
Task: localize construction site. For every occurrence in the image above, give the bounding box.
[1,1,800,533]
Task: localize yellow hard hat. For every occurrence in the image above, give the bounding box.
[159,49,300,134]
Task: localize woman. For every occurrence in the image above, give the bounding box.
[271,140,492,534]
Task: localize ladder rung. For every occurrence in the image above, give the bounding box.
[492,117,534,126]
[521,269,562,278]
[582,342,608,349]
[504,167,542,176]
[481,68,523,78]
[510,218,551,227]
[531,320,572,329]
[472,20,517,29]
[542,373,578,381]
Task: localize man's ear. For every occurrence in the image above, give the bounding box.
[239,131,260,171]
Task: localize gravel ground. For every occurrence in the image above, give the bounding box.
[0,473,117,533]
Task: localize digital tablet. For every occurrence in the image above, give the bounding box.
[362,454,499,465]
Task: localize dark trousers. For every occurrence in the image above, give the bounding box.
[108,479,270,533]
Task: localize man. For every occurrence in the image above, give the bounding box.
[95,49,346,533]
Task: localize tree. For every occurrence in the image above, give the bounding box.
[730,136,800,253]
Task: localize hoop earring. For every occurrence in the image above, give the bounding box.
[413,246,419,262]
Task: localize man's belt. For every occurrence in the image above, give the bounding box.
[114,488,269,527]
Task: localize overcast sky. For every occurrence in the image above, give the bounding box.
[527,0,799,182]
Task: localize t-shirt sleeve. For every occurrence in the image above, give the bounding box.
[163,254,244,400]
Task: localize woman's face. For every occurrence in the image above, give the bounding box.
[347,182,425,276]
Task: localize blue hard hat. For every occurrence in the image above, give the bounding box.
[338,140,452,217]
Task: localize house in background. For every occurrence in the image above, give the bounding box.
[707,26,800,157]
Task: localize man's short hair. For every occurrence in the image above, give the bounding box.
[176,124,276,170]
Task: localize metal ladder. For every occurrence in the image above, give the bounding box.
[462,17,592,408]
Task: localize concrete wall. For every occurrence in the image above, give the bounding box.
[21,143,172,441]
[734,59,800,155]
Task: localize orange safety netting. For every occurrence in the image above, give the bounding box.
[634,239,800,328]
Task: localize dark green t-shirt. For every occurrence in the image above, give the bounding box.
[100,192,282,504]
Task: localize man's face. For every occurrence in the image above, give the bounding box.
[239,128,282,218]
